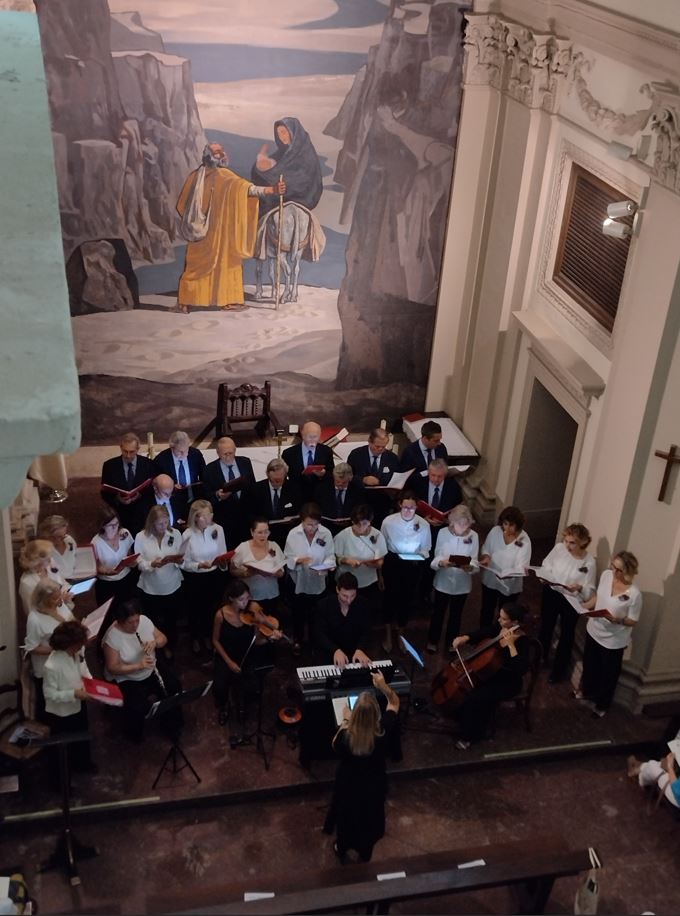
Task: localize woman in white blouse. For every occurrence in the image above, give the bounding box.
[427,504,479,655]
[537,523,597,684]
[24,579,74,720]
[478,506,531,628]
[134,505,184,654]
[181,499,228,655]
[380,491,432,652]
[38,515,78,581]
[576,550,642,718]
[91,508,137,609]
[18,539,71,617]
[231,518,285,615]
[284,503,336,654]
[334,504,387,612]
[43,619,96,773]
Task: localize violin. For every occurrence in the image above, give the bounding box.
[239,601,291,643]
[430,625,521,711]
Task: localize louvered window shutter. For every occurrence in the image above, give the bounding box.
[554,164,632,333]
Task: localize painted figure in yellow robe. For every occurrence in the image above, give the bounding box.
[176,143,285,313]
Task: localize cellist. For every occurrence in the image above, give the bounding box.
[450,603,531,750]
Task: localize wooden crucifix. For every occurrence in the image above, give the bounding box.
[654,444,680,501]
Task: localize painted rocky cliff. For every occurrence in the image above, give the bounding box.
[35,0,206,313]
[326,0,467,392]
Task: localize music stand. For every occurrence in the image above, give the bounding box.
[147,682,212,790]
[399,635,437,725]
[239,664,276,772]
[29,731,98,887]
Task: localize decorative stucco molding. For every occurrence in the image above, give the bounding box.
[463,12,573,113]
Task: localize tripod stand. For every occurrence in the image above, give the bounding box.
[29,731,98,887]
[240,664,276,771]
[147,681,212,790]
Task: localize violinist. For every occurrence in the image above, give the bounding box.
[212,580,283,733]
[449,603,531,749]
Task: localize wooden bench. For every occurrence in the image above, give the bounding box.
[146,836,598,915]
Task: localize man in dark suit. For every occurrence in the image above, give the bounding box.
[139,474,185,529]
[204,436,256,548]
[100,432,155,534]
[153,429,207,522]
[313,462,362,535]
[249,457,302,548]
[399,420,448,473]
[348,428,401,526]
[282,421,335,500]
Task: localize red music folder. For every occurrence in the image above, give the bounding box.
[82,678,123,706]
[101,477,152,498]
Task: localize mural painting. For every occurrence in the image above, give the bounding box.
[34,0,469,444]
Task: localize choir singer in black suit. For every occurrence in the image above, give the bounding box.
[411,459,463,524]
[249,458,302,548]
[348,429,400,526]
[313,462,362,534]
[204,437,256,547]
[399,420,448,472]
[282,421,335,500]
[100,433,155,535]
[153,430,207,522]
[140,474,184,529]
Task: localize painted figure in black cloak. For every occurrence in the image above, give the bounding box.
[251,117,323,215]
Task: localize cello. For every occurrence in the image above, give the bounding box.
[431,625,520,713]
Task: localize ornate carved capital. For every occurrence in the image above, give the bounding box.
[647,82,680,195]
[463,13,572,112]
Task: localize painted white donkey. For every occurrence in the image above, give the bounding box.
[254,201,326,304]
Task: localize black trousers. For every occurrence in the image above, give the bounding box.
[479,585,520,629]
[383,553,425,627]
[182,569,227,640]
[46,705,93,772]
[581,632,625,711]
[118,664,183,743]
[428,591,468,647]
[539,586,579,680]
[94,570,139,611]
[456,675,520,743]
[291,592,319,644]
[139,586,183,648]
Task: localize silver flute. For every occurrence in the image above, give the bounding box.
[136,631,166,695]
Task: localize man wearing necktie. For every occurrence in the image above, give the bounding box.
[250,458,302,549]
[204,437,256,547]
[348,429,400,527]
[313,463,360,534]
[412,458,464,603]
[100,432,155,535]
[154,430,207,524]
[282,421,335,500]
[399,420,448,473]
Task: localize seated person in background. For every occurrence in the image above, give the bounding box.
[102,599,182,743]
[203,436,256,548]
[100,432,155,535]
[314,572,371,668]
[450,603,531,749]
[282,421,335,500]
[627,745,680,810]
[284,503,336,654]
[348,428,400,527]
[313,462,362,532]
[140,474,184,529]
[212,580,282,734]
[399,420,448,473]
[153,429,207,522]
[38,515,78,580]
[249,458,302,548]
[18,539,71,616]
[333,504,387,613]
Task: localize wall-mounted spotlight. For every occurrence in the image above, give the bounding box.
[607,200,637,219]
[602,199,638,239]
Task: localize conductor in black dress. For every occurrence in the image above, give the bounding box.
[100,433,155,535]
[204,437,256,548]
